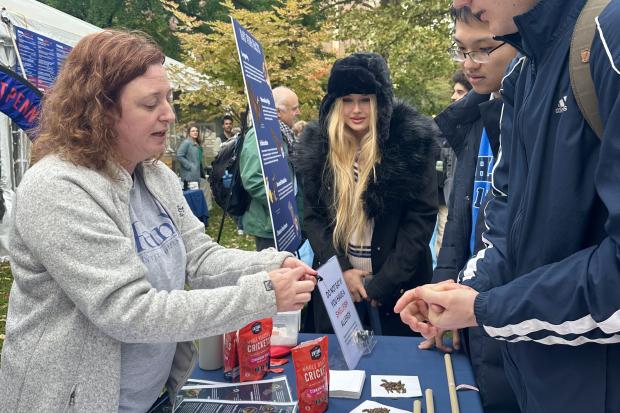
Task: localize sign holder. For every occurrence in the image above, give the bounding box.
[316,256,377,369]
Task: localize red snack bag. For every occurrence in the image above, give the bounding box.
[223,331,239,382]
[292,336,329,413]
[237,318,273,382]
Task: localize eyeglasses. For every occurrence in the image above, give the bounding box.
[449,42,507,64]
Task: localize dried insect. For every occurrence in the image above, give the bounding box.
[380,379,406,394]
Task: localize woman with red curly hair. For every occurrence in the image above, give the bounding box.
[0,30,316,412]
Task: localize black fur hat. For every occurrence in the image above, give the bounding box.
[319,52,394,143]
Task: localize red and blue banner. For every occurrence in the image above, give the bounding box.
[0,65,42,135]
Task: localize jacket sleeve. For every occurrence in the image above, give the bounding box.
[471,16,620,344]
[458,59,525,293]
[366,151,438,302]
[433,123,473,283]
[176,140,192,170]
[158,165,292,289]
[458,139,512,293]
[239,129,268,209]
[433,192,461,282]
[13,166,287,344]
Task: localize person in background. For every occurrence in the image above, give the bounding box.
[214,114,236,154]
[451,69,472,102]
[295,52,438,336]
[430,69,473,267]
[240,86,304,251]
[214,114,244,235]
[176,122,203,190]
[421,7,519,413]
[0,29,316,412]
[396,0,620,411]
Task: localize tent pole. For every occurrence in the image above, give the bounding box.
[1,8,27,78]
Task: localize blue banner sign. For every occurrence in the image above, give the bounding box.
[15,26,72,92]
[231,18,301,253]
[0,65,42,136]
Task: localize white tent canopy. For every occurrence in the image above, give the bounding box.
[0,0,209,191]
[0,0,208,258]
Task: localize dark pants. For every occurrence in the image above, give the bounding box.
[255,236,276,251]
[462,328,520,413]
[232,215,243,230]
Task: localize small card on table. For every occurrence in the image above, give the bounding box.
[349,400,412,413]
[370,375,422,398]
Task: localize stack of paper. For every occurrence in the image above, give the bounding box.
[329,370,366,399]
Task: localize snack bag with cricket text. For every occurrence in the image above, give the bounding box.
[223,331,239,382]
[238,318,273,382]
[292,336,329,413]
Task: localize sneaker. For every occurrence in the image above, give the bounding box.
[237,229,244,235]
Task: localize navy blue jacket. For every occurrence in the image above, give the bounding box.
[433,91,519,413]
[434,91,501,283]
[433,92,518,413]
[460,0,620,411]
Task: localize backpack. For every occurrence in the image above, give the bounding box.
[208,133,250,216]
[570,0,609,139]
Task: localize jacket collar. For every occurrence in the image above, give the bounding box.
[107,160,159,198]
[435,91,490,144]
[496,0,586,63]
[434,92,503,159]
[478,98,503,157]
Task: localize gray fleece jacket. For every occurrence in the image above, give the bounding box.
[0,155,290,412]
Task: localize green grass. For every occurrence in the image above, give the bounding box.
[205,204,256,251]
[0,262,11,351]
[0,203,254,355]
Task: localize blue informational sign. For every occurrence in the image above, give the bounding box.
[0,65,42,137]
[15,26,73,92]
[231,19,302,253]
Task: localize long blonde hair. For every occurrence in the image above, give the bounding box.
[327,96,381,252]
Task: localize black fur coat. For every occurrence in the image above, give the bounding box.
[294,99,439,335]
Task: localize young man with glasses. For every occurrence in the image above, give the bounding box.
[396,0,620,411]
[423,7,519,413]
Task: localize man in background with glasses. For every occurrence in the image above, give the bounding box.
[397,0,620,411]
[423,6,519,413]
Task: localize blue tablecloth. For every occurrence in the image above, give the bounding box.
[183,189,208,226]
[191,333,483,413]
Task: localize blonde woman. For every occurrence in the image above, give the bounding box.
[295,52,438,336]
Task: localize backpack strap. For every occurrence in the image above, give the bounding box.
[569,0,610,140]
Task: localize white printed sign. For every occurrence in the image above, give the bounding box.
[316,256,364,369]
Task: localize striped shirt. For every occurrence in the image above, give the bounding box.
[347,157,374,277]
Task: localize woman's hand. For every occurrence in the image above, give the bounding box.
[343,269,369,302]
[281,257,317,283]
[268,266,316,312]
